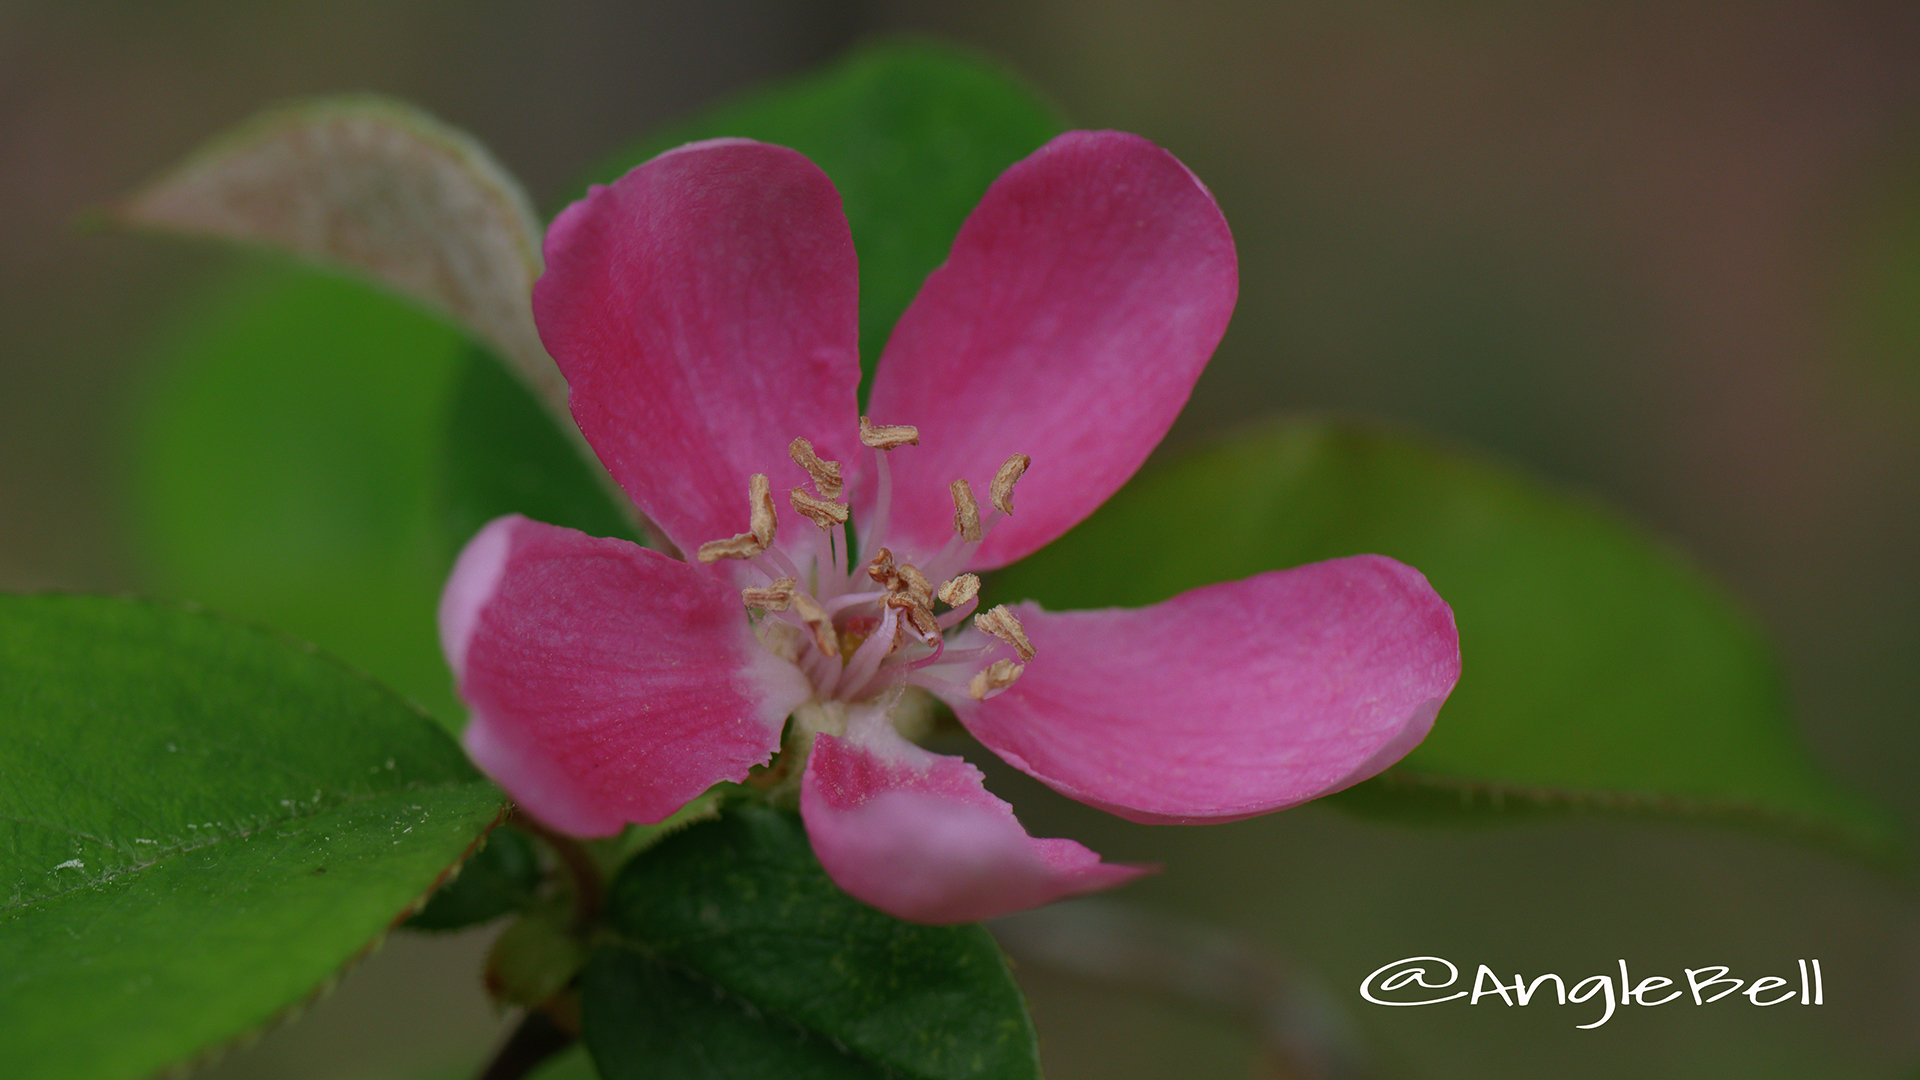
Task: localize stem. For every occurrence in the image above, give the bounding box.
[507,807,605,930]
[473,1007,577,1080]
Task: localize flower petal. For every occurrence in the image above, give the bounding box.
[948,555,1460,824]
[444,515,813,835]
[801,707,1148,924]
[535,139,862,563]
[861,131,1236,570]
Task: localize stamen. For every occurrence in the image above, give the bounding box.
[697,533,763,563]
[790,487,850,530]
[749,473,776,546]
[919,504,1008,587]
[888,595,940,642]
[949,479,983,543]
[974,605,1035,661]
[905,631,946,668]
[825,588,888,616]
[834,524,850,581]
[787,437,843,500]
[896,563,934,608]
[912,643,1000,668]
[789,590,840,658]
[937,573,980,607]
[789,514,841,602]
[751,544,804,585]
[968,659,1024,700]
[868,441,895,554]
[936,596,980,631]
[739,424,1053,707]
[741,577,797,611]
[864,546,897,588]
[859,416,920,449]
[989,454,1030,515]
[906,672,972,698]
[696,473,777,563]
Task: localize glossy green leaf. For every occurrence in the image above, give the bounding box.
[0,594,504,1080]
[582,805,1040,1080]
[991,418,1893,855]
[404,822,541,931]
[582,40,1067,395]
[129,257,467,724]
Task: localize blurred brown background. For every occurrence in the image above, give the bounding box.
[3,2,1916,1078]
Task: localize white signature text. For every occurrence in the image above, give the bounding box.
[1360,956,1824,1029]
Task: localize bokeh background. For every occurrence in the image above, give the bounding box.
[3,2,1916,1077]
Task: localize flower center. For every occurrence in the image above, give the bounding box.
[697,416,1035,706]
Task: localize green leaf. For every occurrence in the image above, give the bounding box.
[990,418,1894,856]
[404,822,541,931]
[0,594,504,1080]
[438,343,642,561]
[582,40,1067,396]
[582,805,1040,1080]
[129,257,467,724]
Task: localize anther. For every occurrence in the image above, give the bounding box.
[865,547,897,587]
[888,595,941,640]
[748,473,776,546]
[968,659,1024,700]
[989,454,1030,515]
[859,416,920,449]
[868,549,934,611]
[741,577,797,611]
[949,479,983,543]
[696,534,761,562]
[787,437,843,500]
[937,573,981,607]
[896,563,934,608]
[789,590,840,658]
[696,473,777,563]
[974,605,1035,661]
[790,487,850,530]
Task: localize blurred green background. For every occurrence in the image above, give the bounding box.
[2,2,1915,1078]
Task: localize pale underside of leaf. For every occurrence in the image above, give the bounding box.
[119,97,573,443]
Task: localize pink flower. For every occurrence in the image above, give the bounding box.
[439,132,1461,925]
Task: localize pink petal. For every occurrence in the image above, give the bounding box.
[535,139,861,563]
[443,515,813,835]
[949,555,1461,824]
[800,709,1148,925]
[860,131,1236,570]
